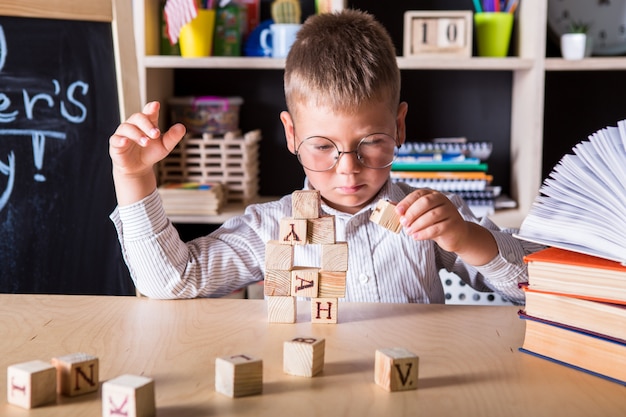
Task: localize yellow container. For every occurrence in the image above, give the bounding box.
[179,9,216,57]
[474,12,514,57]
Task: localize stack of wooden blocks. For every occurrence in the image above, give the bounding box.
[264,190,347,324]
[159,129,261,204]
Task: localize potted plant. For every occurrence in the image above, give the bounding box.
[560,21,590,60]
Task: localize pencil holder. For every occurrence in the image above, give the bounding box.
[179,9,216,57]
[474,12,513,57]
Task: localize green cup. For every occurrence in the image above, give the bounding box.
[474,12,514,57]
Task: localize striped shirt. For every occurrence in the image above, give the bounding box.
[110,180,541,304]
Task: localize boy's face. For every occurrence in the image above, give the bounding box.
[281,100,408,214]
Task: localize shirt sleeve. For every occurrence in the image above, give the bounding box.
[110,189,267,299]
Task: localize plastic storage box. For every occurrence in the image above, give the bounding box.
[168,96,243,135]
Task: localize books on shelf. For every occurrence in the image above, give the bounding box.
[519,246,626,385]
[516,119,626,264]
[158,182,225,216]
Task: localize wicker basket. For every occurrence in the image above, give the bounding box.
[159,130,261,204]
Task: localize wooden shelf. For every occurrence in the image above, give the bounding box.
[545,57,626,71]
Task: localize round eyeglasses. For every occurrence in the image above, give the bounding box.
[295,133,399,172]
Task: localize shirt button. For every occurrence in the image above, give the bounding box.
[359,274,369,284]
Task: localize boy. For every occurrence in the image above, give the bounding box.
[109,10,540,303]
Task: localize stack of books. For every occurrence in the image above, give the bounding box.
[516,119,626,386]
[391,139,500,218]
[158,182,225,216]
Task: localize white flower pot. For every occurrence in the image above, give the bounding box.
[560,33,587,60]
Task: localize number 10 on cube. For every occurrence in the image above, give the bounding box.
[403,11,472,57]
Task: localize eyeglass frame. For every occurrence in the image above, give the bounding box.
[292,127,401,172]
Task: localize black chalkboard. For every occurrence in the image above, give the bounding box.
[0,15,134,294]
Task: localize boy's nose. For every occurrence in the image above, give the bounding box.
[334,150,361,174]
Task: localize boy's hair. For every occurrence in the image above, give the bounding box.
[284,9,400,118]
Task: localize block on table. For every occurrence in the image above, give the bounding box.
[7,360,56,409]
[291,267,319,298]
[370,199,402,233]
[279,217,308,245]
[320,242,348,271]
[375,347,419,392]
[311,297,338,324]
[264,269,292,296]
[283,337,325,377]
[51,352,99,396]
[265,240,294,270]
[267,295,296,323]
[215,354,263,397]
[102,374,155,417]
[307,216,336,244]
[292,190,321,219]
[318,271,346,298]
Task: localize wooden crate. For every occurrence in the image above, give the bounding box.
[159,130,261,204]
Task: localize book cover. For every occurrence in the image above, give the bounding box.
[522,287,626,341]
[516,119,626,264]
[519,313,626,386]
[523,247,626,304]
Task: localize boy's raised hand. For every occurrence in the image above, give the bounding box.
[109,101,186,205]
[395,189,498,266]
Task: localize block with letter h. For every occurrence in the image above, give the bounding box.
[265,190,347,324]
[374,347,419,392]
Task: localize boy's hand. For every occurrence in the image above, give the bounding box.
[109,101,185,178]
[109,101,186,205]
[395,189,498,266]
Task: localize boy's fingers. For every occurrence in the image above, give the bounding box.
[161,123,186,152]
[142,101,161,128]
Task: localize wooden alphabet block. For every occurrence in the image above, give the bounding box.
[102,374,155,417]
[283,337,325,377]
[7,360,56,409]
[215,354,263,397]
[318,271,346,298]
[279,217,307,245]
[291,267,319,298]
[264,269,292,296]
[51,352,99,396]
[311,297,338,324]
[320,242,348,271]
[307,216,336,244]
[265,240,294,270]
[292,190,321,219]
[370,199,402,233]
[374,348,419,392]
[267,296,296,323]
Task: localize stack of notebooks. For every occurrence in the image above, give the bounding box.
[158,182,225,215]
[516,119,626,386]
[391,139,501,218]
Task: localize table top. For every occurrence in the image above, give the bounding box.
[1,294,625,417]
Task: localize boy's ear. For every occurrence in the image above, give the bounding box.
[280,111,297,154]
[395,102,409,147]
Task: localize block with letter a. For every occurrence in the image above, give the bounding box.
[7,360,56,409]
[101,374,155,417]
[51,352,99,396]
[375,347,419,392]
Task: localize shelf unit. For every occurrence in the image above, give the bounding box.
[134,0,610,229]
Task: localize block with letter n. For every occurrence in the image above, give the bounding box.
[403,10,472,57]
[51,352,99,396]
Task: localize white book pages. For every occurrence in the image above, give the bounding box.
[517,119,626,264]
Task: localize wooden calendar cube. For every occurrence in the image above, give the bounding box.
[51,352,99,396]
[215,354,263,398]
[403,11,472,57]
[102,374,155,417]
[375,348,419,392]
[283,337,325,377]
[7,360,56,409]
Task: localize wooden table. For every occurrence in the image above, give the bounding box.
[1,295,625,416]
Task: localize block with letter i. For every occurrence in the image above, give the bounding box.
[375,347,419,392]
[51,352,99,396]
[102,374,155,417]
[370,199,402,233]
[283,337,325,377]
[215,354,263,397]
[7,360,56,409]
